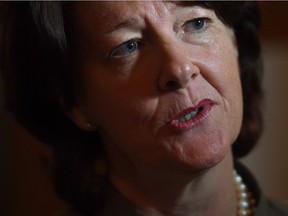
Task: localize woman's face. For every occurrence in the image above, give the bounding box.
[72,2,243,173]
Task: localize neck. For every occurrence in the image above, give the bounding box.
[108,152,237,216]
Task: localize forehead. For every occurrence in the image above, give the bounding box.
[74,1,197,16]
[72,1,210,35]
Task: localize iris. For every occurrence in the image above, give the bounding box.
[189,18,206,31]
[110,39,140,57]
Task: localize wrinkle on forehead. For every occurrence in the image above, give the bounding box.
[73,1,197,35]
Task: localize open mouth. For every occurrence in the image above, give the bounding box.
[176,107,204,123]
[170,99,215,130]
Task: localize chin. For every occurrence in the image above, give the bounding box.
[169,132,233,173]
[195,146,231,172]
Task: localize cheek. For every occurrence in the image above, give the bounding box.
[204,38,243,140]
[208,35,242,104]
[82,75,157,134]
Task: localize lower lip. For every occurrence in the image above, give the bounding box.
[170,99,215,130]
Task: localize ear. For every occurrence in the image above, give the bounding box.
[66,107,96,131]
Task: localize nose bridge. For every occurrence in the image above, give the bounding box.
[163,40,191,74]
[158,37,199,91]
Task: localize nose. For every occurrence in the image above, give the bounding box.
[158,43,199,91]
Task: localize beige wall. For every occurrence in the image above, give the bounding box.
[241,2,288,201]
[242,41,288,201]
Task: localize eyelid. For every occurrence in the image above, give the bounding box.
[183,17,211,33]
[107,38,142,59]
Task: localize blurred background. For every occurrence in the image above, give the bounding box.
[241,1,288,204]
[1,2,288,216]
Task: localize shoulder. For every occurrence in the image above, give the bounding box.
[255,197,288,216]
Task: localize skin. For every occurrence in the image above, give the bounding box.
[69,2,243,216]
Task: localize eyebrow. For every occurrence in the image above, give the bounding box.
[103,1,200,34]
[107,17,139,34]
[175,1,198,7]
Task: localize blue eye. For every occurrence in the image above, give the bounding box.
[188,18,207,31]
[109,39,140,57]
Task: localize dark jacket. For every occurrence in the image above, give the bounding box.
[57,162,288,216]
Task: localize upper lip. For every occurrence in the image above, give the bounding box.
[171,99,215,121]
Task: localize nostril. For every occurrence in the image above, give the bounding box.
[191,72,198,79]
[166,80,179,89]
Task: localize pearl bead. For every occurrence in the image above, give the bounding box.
[234,170,256,216]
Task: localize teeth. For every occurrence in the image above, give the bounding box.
[178,110,198,122]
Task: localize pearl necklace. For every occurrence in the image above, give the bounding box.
[233,170,256,216]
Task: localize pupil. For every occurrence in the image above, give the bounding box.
[126,41,136,51]
[193,19,204,30]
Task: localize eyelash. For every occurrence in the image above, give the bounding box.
[107,17,210,59]
[184,17,210,33]
[108,39,142,58]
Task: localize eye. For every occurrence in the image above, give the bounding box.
[185,18,208,32]
[109,39,141,58]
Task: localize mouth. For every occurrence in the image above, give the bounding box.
[176,107,203,122]
[170,99,215,130]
